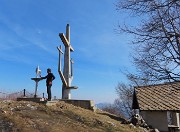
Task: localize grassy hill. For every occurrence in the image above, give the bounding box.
[0,100,143,132]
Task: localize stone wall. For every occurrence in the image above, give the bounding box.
[140,111,168,131]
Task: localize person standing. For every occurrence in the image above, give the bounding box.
[41,68,55,101]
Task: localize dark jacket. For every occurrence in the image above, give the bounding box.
[42,73,55,86]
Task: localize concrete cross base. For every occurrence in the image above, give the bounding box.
[60,99,95,111]
[17,97,45,102]
[17,98,95,111]
[46,99,95,111]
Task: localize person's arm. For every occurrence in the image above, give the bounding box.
[41,75,47,80]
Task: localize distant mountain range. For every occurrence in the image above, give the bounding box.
[95,102,112,109]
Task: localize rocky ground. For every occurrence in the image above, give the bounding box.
[0,100,145,132]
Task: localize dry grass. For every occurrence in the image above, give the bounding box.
[0,100,143,132]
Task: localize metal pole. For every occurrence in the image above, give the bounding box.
[24,89,26,97]
[34,81,38,98]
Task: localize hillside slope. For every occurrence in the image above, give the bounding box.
[0,100,143,132]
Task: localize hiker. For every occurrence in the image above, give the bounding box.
[41,68,55,101]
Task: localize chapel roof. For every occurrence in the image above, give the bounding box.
[132,81,180,111]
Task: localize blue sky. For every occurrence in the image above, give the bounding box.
[0,0,136,103]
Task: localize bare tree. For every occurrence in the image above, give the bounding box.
[116,0,180,84]
[100,103,123,116]
[114,83,134,118]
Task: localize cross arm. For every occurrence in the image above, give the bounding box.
[59,33,70,47]
[59,33,74,52]
[57,46,64,54]
[70,45,74,52]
